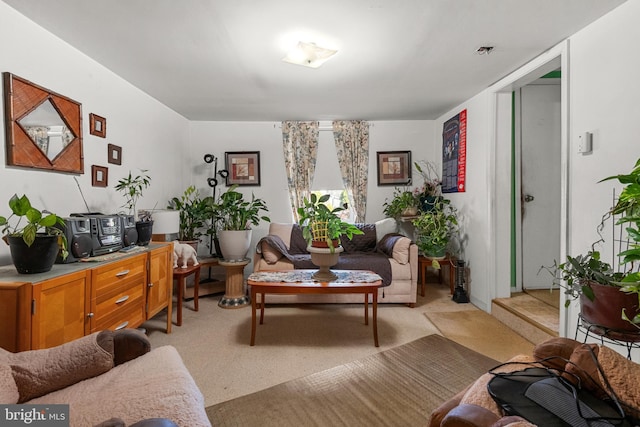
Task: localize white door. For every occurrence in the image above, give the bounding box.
[519,83,561,289]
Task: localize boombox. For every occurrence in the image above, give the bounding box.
[56,213,125,263]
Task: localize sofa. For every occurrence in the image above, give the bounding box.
[253,219,418,305]
[0,329,211,427]
[429,337,640,427]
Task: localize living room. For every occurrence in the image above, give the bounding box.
[1,1,639,425]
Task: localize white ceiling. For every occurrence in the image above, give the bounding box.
[3,0,626,121]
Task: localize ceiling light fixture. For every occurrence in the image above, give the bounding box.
[476,46,495,55]
[282,41,337,68]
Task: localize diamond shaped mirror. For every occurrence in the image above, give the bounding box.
[3,73,83,174]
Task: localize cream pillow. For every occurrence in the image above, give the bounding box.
[261,241,283,264]
[268,223,293,249]
[392,237,412,265]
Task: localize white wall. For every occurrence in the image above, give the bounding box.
[187,120,435,264]
[433,1,640,324]
[0,2,188,264]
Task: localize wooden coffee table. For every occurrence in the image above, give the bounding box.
[247,270,383,347]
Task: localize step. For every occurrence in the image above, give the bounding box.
[492,294,559,345]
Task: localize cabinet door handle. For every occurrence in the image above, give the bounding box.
[148,282,154,288]
[115,295,130,304]
[115,269,130,277]
[87,312,94,318]
[115,321,129,330]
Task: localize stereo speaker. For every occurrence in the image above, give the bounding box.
[56,217,93,263]
[120,214,138,246]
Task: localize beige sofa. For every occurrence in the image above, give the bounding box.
[0,330,210,427]
[253,220,418,305]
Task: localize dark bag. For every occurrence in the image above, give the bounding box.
[487,361,630,427]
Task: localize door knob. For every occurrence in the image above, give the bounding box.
[524,195,535,203]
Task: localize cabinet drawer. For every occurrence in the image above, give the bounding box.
[93,280,145,321]
[93,300,145,332]
[93,254,146,294]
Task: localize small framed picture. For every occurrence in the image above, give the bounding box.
[225,151,261,186]
[107,144,122,165]
[91,165,108,187]
[89,113,106,138]
[377,151,412,186]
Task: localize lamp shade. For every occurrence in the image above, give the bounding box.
[151,209,180,241]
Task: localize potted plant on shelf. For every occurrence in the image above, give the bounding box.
[114,169,153,245]
[211,185,270,262]
[0,194,68,273]
[383,187,420,218]
[167,185,212,250]
[413,160,442,212]
[412,198,458,262]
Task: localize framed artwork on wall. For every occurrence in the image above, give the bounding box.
[107,144,122,165]
[91,165,108,187]
[376,151,412,185]
[225,151,261,186]
[89,113,106,138]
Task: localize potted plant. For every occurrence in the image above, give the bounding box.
[0,194,68,273]
[599,157,640,327]
[297,193,363,253]
[167,185,212,249]
[383,187,420,218]
[413,160,442,212]
[211,185,270,261]
[412,198,458,260]
[114,169,153,245]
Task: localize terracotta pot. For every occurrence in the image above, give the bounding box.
[580,280,640,332]
[311,239,340,249]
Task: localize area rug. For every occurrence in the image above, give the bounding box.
[425,310,536,362]
[206,334,497,426]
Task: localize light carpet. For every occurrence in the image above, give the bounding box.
[424,310,536,362]
[206,334,498,427]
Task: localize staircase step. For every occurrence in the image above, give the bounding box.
[492,294,559,345]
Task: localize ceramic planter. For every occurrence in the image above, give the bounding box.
[580,280,640,332]
[218,229,252,262]
[135,220,154,246]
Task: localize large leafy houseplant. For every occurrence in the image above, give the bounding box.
[411,198,458,259]
[213,185,270,231]
[167,185,212,242]
[383,187,419,218]
[0,194,68,272]
[297,193,363,253]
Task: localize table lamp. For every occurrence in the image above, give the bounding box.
[151,210,180,242]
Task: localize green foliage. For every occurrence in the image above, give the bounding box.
[297,193,363,252]
[212,185,270,231]
[168,185,212,241]
[382,187,419,218]
[540,251,624,308]
[114,169,151,220]
[411,198,458,257]
[0,194,68,260]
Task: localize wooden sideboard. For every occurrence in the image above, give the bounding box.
[0,242,173,352]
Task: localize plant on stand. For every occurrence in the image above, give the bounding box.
[210,185,270,261]
[297,193,363,252]
[0,194,68,273]
[383,187,420,218]
[167,185,211,249]
[412,198,458,266]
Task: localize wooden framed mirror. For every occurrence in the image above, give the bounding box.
[3,73,83,174]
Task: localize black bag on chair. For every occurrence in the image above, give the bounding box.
[487,363,630,427]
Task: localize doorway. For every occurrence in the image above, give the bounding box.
[515,79,562,291]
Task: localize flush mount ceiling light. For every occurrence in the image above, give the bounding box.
[282,41,338,68]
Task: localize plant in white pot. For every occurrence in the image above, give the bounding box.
[0,194,68,273]
[211,185,270,262]
[114,169,153,245]
[167,185,211,250]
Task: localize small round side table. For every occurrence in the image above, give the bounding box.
[218,259,250,309]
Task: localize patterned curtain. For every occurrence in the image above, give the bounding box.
[332,120,370,222]
[282,121,320,221]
